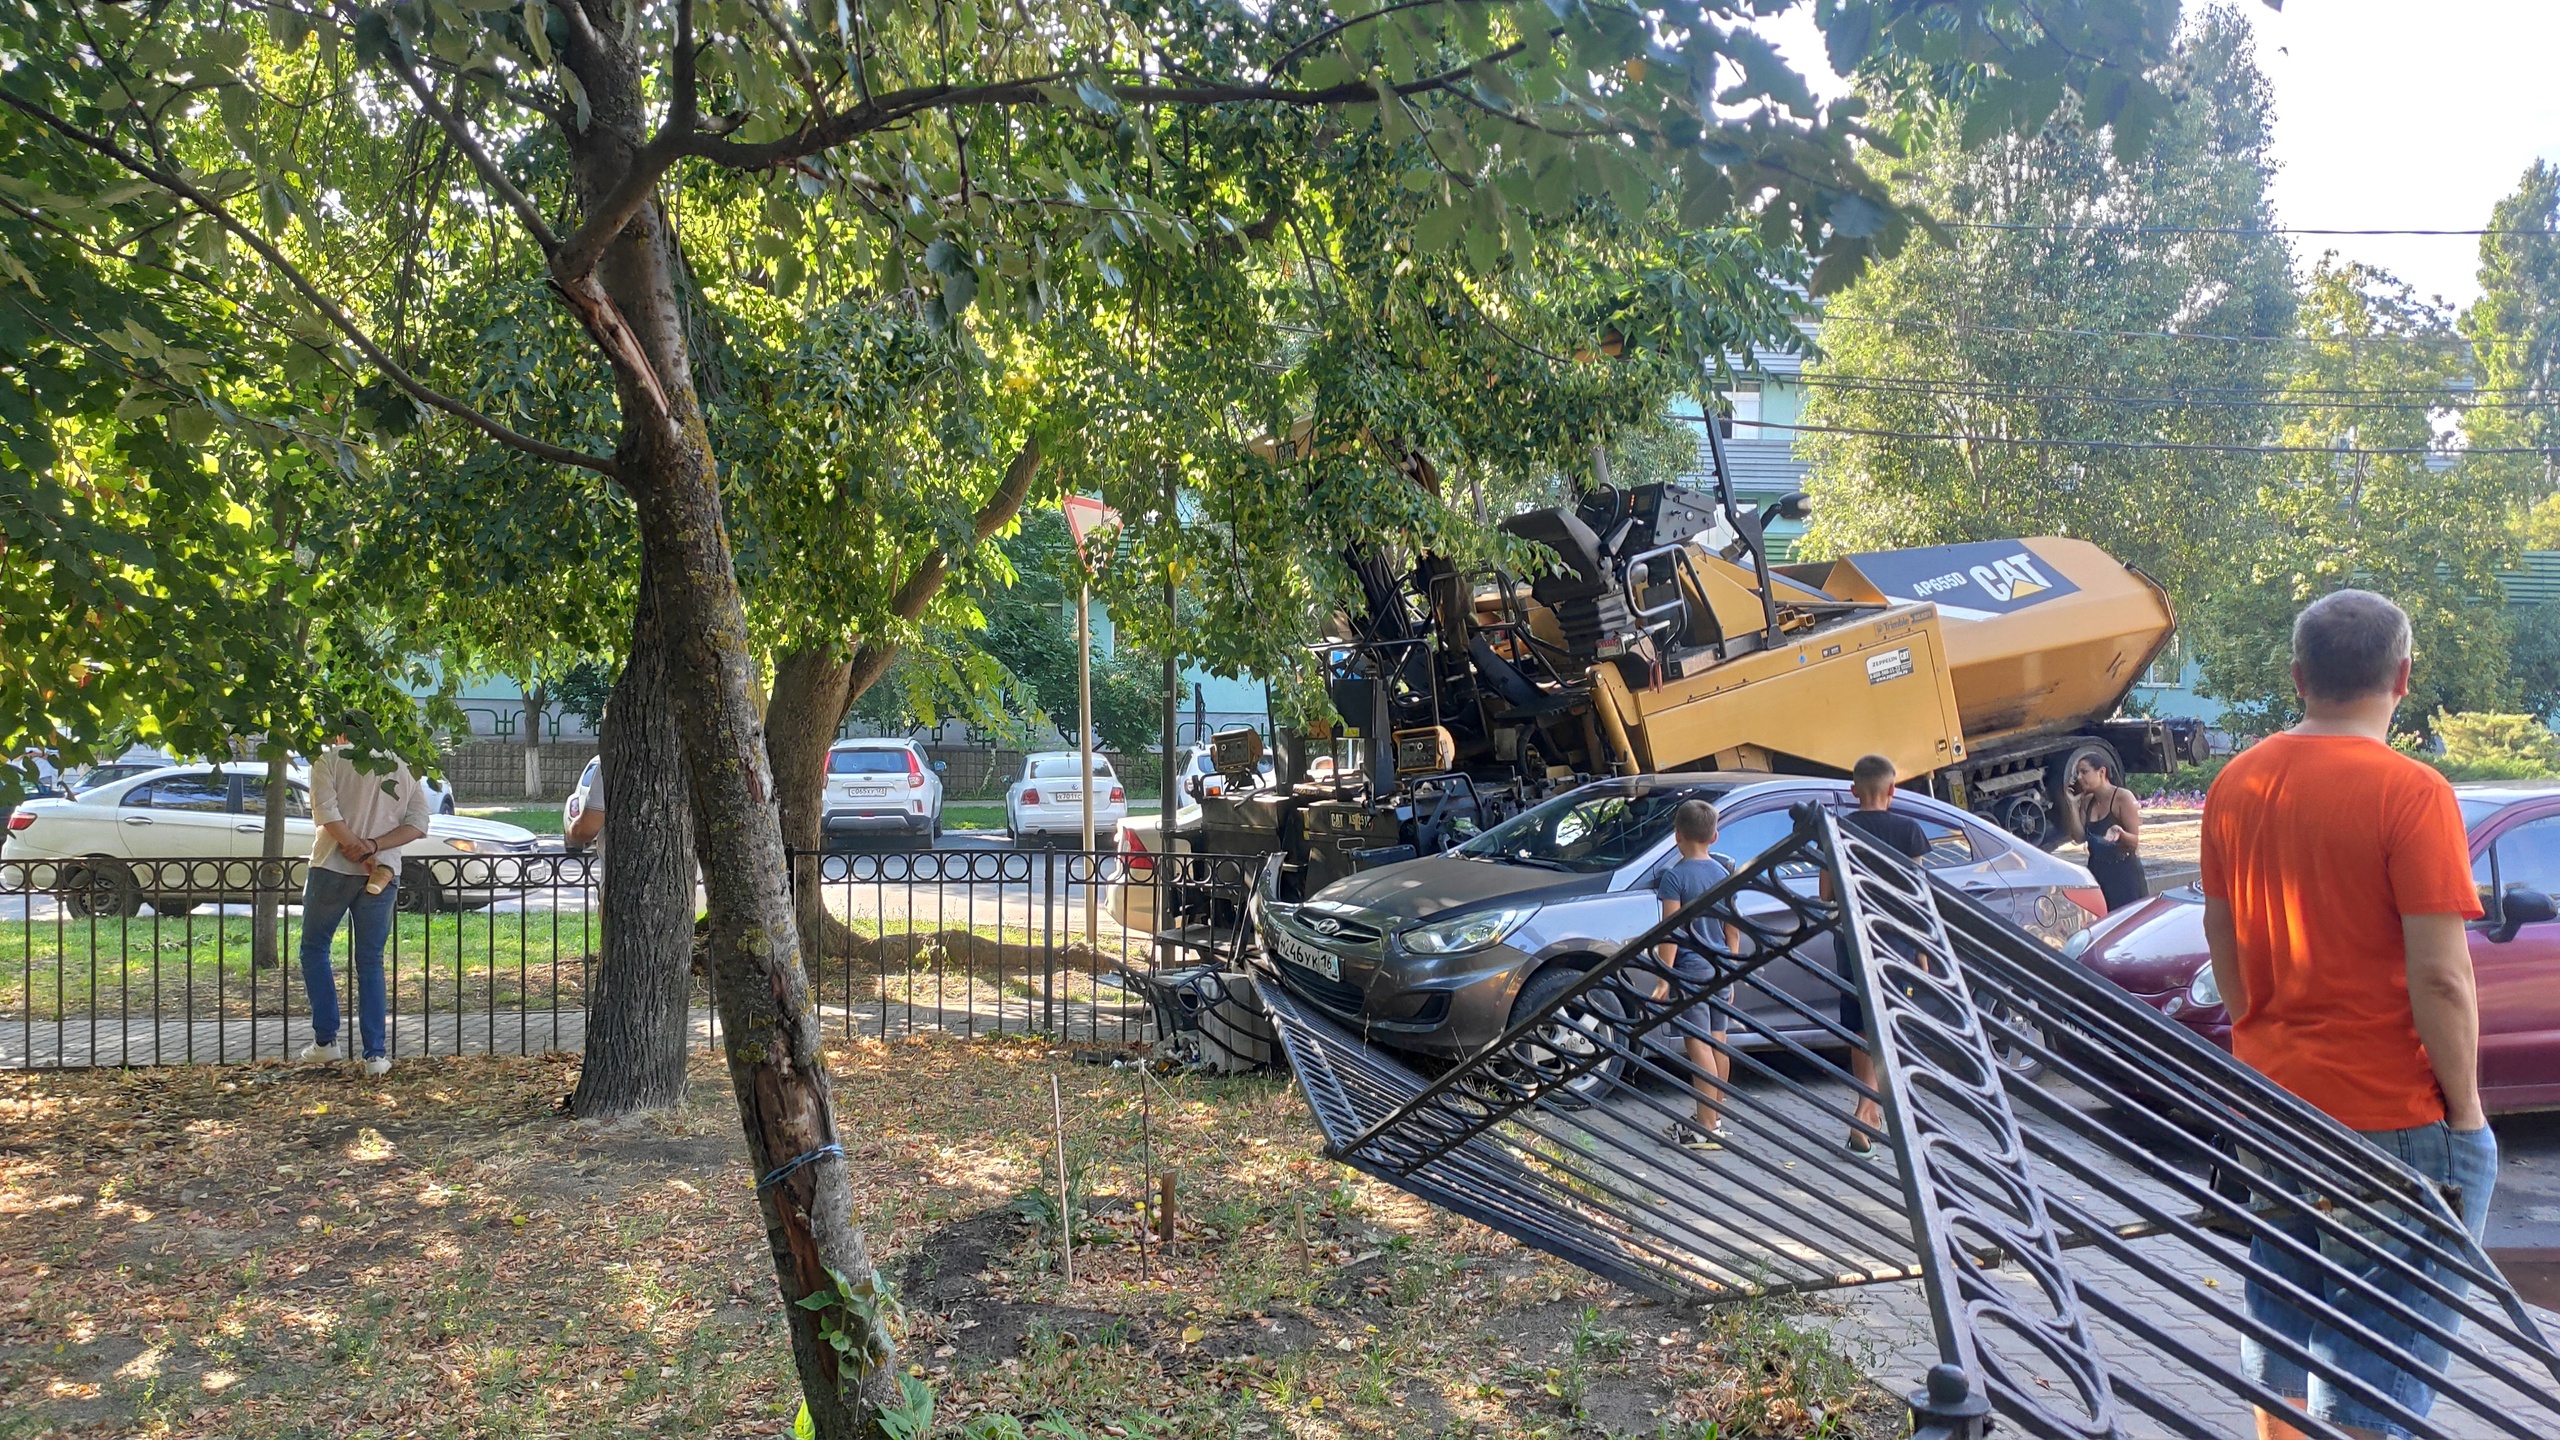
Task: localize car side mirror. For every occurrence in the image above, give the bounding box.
[1184,775,1203,800]
[2492,886,2557,943]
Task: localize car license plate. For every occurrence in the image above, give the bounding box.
[1273,929,1342,981]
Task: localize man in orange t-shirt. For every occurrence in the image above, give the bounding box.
[2201,588,2496,1440]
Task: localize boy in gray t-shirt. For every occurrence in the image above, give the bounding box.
[1651,798,1741,1150]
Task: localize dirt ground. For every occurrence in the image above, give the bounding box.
[0,1042,1893,1439]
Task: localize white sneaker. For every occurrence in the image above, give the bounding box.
[299,1042,343,1063]
[363,1057,391,1078]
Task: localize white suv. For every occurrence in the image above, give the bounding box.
[821,740,944,850]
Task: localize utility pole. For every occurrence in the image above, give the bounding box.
[1158,463,1179,973]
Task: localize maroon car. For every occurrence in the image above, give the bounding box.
[2069,782,2560,1115]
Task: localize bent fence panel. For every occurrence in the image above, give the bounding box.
[1260,805,2560,1440]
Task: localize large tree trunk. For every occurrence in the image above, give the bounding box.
[251,753,290,970]
[569,579,696,1119]
[559,17,883,1436]
[770,644,854,964]
[523,683,548,799]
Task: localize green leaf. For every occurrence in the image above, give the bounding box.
[1414,202,1465,253]
[793,1401,816,1440]
[1299,53,1357,90]
[793,1291,837,1312]
[1071,79,1122,118]
[1822,0,1875,74]
[1828,193,1889,240]
[1462,219,1501,273]
[169,405,217,446]
[1376,81,1415,144]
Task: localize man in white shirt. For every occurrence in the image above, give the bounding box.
[299,747,432,1075]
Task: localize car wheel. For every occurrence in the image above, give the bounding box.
[150,898,198,918]
[397,860,443,914]
[1981,995,2048,1081]
[61,858,144,919]
[1494,965,1631,1107]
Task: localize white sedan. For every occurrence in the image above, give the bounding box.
[2,764,539,916]
[1006,751,1126,848]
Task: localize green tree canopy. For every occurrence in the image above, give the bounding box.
[1796,5,2292,612]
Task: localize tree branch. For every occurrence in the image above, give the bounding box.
[390,60,562,254]
[841,434,1044,716]
[680,49,1533,176]
[0,93,619,479]
[669,0,698,140]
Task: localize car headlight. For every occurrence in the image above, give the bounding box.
[1400,904,1538,956]
[2187,964,2222,1009]
[444,838,478,853]
[2062,927,2095,960]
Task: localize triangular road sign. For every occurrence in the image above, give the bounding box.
[1061,494,1122,561]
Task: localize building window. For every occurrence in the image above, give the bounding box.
[1716,381,1762,440]
[2139,637,2185,687]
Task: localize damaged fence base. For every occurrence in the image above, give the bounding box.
[1256,806,2560,1440]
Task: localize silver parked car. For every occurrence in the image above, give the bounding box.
[1258,772,2105,1076]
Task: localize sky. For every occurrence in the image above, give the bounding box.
[1753,0,2560,312]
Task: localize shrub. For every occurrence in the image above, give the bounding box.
[2127,757,2228,800]
[2431,711,2560,772]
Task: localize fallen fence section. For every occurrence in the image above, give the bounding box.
[1259,805,2560,1440]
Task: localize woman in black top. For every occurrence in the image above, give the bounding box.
[2063,753,2146,911]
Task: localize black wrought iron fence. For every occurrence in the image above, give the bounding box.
[2,846,1266,1068]
[0,853,604,1068]
[786,846,1263,1044]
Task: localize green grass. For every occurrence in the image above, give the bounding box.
[943,802,1007,830]
[0,909,599,1020]
[459,804,566,834]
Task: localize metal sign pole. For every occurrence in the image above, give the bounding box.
[1079,578,1097,948]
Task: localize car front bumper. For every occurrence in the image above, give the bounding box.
[1259,907,1523,1057]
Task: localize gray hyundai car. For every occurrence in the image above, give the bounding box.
[1257,772,2105,1075]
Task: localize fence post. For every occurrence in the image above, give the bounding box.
[1042,848,1058,1036]
[1906,1364,1990,1440]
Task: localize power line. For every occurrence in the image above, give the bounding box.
[1781,373,2557,415]
[1743,417,2556,459]
[1931,221,2542,238]
[1814,314,2468,348]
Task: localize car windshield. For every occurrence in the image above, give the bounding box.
[1456,781,1730,873]
[1029,756,1111,780]
[829,750,910,775]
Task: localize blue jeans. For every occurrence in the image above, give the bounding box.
[300,866,397,1059]
[2242,1119,2500,1437]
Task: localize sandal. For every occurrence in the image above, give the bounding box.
[1669,1122,1727,1152]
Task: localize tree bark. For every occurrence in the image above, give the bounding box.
[559,15,884,1435]
[251,753,290,970]
[770,643,855,963]
[524,682,549,799]
[765,437,1044,960]
[569,578,697,1119]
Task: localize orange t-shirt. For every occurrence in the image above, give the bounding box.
[2200,733,2482,1131]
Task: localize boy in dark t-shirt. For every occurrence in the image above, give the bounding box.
[1652,798,1742,1150]
[1833,755,1931,1155]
